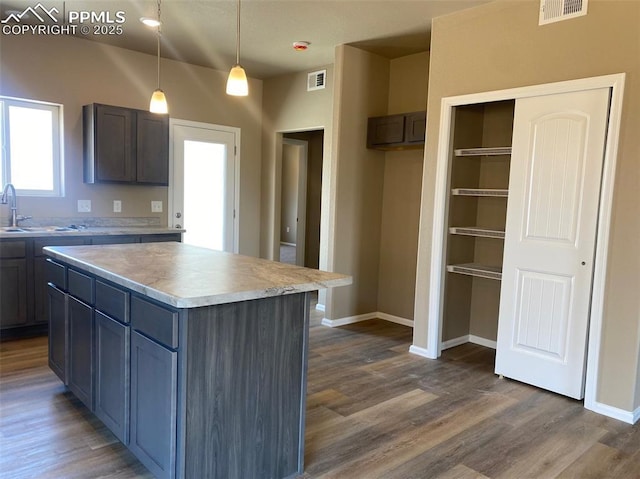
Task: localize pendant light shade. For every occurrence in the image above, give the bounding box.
[226,0,248,96]
[226,65,248,96]
[149,0,168,113]
[150,89,168,113]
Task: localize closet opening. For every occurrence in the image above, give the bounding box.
[441,100,515,353]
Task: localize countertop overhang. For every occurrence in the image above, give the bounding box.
[44,242,352,308]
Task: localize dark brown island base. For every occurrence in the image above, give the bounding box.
[44,242,351,479]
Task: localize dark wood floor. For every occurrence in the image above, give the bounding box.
[1,306,639,478]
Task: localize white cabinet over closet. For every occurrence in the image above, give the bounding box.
[495,88,611,400]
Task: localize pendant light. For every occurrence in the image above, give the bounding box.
[226,0,249,96]
[149,0,168,113]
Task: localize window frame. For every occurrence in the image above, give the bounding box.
[0,96,64,197]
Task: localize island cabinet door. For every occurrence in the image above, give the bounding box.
[95,311,130,445]
[129,331,177,479]
[68,296,94,411]
[47,284,67,384]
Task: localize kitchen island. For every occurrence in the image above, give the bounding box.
[43,242,351,479]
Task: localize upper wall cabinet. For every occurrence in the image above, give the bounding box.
[83,104,169,185]
[367,111,426,150]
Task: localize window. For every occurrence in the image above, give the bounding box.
[0,97,63,197]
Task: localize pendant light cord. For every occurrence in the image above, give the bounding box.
[156,0,162,89]
[235,0,241,65]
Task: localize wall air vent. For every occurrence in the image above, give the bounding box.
[539,0,588,25]
[307,69,326,91]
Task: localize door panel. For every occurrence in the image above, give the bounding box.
[495,88,610,399]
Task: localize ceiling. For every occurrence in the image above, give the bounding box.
[1,0,492,79]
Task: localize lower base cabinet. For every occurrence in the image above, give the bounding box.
[68,296,94,410]
[95,311,130,445]
[129,331,177,479]
[47,284,67,384]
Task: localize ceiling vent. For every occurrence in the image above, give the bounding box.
[539,0,588,25]
[307,70,326,91]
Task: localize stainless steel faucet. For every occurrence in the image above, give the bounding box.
[0,183,30,227]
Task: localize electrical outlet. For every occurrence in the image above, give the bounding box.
[113,200,122,213]
[151,201,163,213]
[77,200,91,213]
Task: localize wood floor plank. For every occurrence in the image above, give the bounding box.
[555,442,630,479]
[494,420,607,478]
[316,392,517,478]
[435,464,491,479]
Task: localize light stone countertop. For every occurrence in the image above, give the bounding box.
[0,226,183,239]
[44,242,352,308]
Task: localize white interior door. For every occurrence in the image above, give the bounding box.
[495,88,611,399]
[170,121,238,253]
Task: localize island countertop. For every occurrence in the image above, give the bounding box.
[44,242,351,308]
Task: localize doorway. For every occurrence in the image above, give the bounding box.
[169,119,240,253]
[280,139,308,266]
[415,74,625,418]
[277,130,324,269]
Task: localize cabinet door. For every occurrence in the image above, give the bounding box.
[95,311,130,444]
[68,296,94,410]
[405,111,426,143]
[47,284,67,384]
[0,258,28,328]
[130,331,177,479]
[136,111,169,185]
[95,105,135,183]
[367,114,405,147]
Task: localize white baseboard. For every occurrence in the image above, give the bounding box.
[376,312,414,328]
[321,312,377,328]
[441,336,469,350]
[409,344,437,359]
[441,334,497,351]
[469,335,497,349]
[585,401,639,425]
[280,241,296,247]
[321,311,413,328]
[315,303,325,312]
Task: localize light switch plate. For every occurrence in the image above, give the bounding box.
[77,200,91,213]
[113,200,122,213]
[151,201,163,213]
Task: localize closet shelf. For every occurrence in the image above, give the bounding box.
[454,146,512,157]
[449,226,505,239]
[451,188,508,197]
[447,263,502,281]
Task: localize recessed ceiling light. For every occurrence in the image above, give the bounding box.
[140,17,161,27]
[293,41,310,51]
